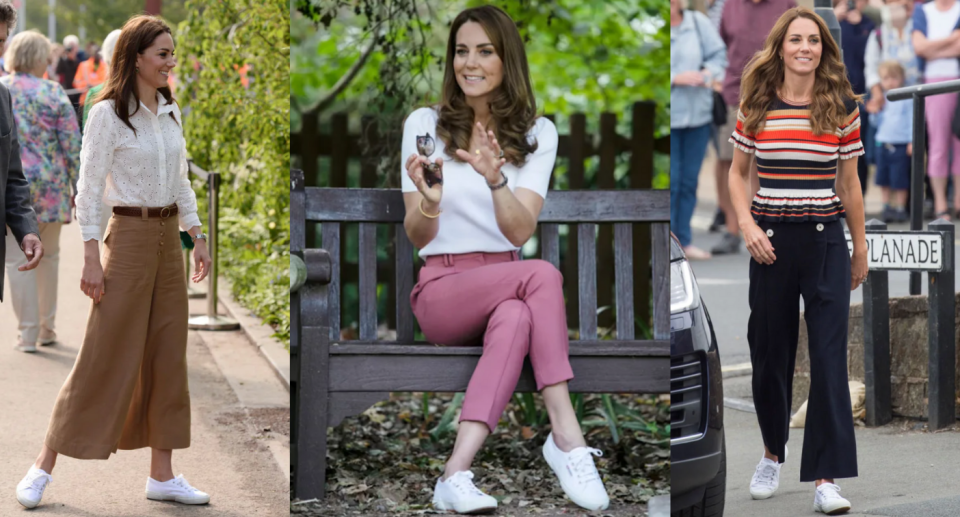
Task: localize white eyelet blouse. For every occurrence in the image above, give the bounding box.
[75,93,202,242]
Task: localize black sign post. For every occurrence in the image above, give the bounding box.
[859,219,955,429]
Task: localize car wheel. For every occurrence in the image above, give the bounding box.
[671,437,726,517]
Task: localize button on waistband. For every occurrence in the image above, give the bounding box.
[816,223,824,232]
[766,229,774,237]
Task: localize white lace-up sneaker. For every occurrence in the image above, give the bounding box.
[749,457,781,499]
[145,474,210,505]
[432,470,497,514]
[542,433,610,510]
[14,341,37,353]
[814,482,851,515]
[16,466,52,508]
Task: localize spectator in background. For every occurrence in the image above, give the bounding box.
[913,0,960,219]
[671,0,727,259]
[82,31,120,128]
[836,0,875,194]
[711,0,796,256]
[45,43,63,81]
[73,44,106,107]
[1,30,81,353]
[706,0,728,233]
[55,35,81,116]
[865,0,919,107]
[873,60,913,222]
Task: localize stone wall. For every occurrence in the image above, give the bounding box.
[792,292,960,419]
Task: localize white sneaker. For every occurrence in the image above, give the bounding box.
[432,471,497,514]
[814,483,851,515]
[542,433,610,511]
[14,341,37,353]
[16,466,52,508]
[145,474,210,505]
[749,457,781,499]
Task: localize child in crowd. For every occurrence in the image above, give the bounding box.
[874,60,912,223]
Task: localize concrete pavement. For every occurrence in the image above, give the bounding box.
[0,222,288,516]
[724,376,960,517]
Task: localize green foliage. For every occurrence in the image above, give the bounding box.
[23,0,190,44]
[292,0,670,188]
[177,0,291,340]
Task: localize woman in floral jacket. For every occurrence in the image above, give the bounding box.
[1,29,81,353]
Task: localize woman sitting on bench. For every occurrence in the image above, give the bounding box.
[400,4,610,514]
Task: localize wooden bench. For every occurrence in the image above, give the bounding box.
[290,169,671,499]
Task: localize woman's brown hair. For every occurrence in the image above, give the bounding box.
[739,7,861,136]
[95,15,177,134]
[436,5,538,167]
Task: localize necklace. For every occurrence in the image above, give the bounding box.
[778,89,811,105]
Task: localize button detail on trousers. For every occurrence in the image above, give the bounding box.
[766,229,774,237]
[816,223,824,232]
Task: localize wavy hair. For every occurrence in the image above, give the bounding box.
[436,5,538,167]
[739,7,861,136]
[96,15,177,135]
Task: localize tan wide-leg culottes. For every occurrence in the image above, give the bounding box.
[44,210,191,459]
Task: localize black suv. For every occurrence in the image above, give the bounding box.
[670,235,726,517]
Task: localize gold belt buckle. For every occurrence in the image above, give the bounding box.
[160,206,172,219]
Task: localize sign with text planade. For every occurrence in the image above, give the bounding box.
[845,231,945,272]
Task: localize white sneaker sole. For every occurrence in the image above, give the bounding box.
[146,491,210,505]
[15,346,37,353]
[815,500,851,515]
[16,493,41,509]
[750,488,777,500]
[431,498,497,514]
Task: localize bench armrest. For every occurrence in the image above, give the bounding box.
[291,249,332,292]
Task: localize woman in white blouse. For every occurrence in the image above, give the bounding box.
[15,15,212,509]
[402,6,609,514]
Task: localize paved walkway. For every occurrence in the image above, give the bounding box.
[0,222,288,516]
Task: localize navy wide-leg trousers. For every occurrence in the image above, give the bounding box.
[747,220,858,482]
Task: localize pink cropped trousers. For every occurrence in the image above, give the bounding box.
[410,251,575,432]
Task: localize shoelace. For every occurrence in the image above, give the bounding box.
[568,447,603,485]
[449,472,486,497]
[753,463,778,488]
[173,476,198,493]
[819,483,843,501]
[25,472,51,493]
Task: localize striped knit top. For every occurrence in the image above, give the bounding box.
[728,98,864,223]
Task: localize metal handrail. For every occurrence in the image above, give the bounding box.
[885,79,960,294]
[186,159,239,331]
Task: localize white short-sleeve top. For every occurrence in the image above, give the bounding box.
[400,107,558,258]
[75,93,202,241]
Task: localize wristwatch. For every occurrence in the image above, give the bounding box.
[192,232,208,242]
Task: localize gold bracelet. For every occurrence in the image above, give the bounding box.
[419,198,441,219]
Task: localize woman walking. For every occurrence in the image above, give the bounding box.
[728,7,867,514]
[15,15,213,509]
[402,5,609,514]
[1,30,80,353]
[671,0,727,259]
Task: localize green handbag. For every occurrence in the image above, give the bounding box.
[180,231,195,250]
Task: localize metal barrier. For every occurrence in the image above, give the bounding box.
[888,79,960,293]
[186,160,239,331]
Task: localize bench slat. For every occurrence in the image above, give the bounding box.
[326,353,668,393]
[614,223,634,339]
[652,222,670,340]
[358,223,377,340]
[306,188,669,223]
[577,224,598,340]
[320,223,341,341]
[541,223,560,269]
[395,225,415,341]
[322,340,669,356]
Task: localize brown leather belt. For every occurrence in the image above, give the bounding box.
[112,205,178,218]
